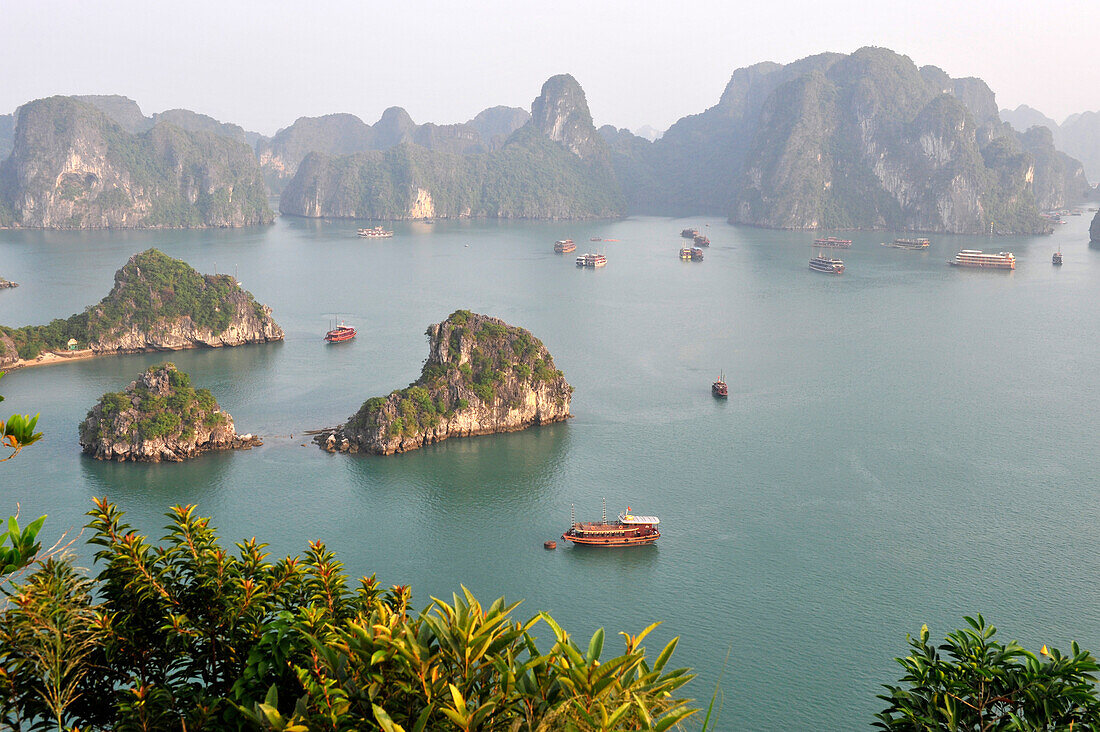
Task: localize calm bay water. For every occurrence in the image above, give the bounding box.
[2,213,1099,729]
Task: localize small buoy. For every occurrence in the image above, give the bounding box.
[544,540,557,550]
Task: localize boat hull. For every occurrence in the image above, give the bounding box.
[562,531,660,547]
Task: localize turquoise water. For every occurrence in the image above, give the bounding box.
[2,214,1099,729]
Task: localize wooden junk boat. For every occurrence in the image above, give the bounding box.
[562,502,660,546]
[712,373,728,398]
[324,322,357,343]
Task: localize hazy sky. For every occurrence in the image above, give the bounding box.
[2,0,1097,135]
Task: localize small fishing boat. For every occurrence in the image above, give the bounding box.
[712,373,728,398]
[1053,249,1063,266]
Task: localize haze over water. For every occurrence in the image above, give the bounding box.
[2,214,1098,729]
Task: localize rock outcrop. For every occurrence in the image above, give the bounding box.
[0,249,283,368]
[318,310,571,455]
[0,96,272,229]
[79,363,259,462]
[280,75,622,220]
[604,47,1083,234]
[1091,210,1100,243]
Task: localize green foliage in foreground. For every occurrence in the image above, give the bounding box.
[0,499,696,731]
[0,372,42,461]
[876,614,1100,730]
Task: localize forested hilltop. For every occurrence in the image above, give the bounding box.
[0,96,272,229]
[0,249,283,367]
[603,47,1088,233]
[279,74,623,220]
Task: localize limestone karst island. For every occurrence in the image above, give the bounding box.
[4,9,1100,729]
[0,248,283,369]
[79,363,260,462]
[317,310,572,455]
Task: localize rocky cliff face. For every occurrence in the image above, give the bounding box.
[79,363,259,462]
[0,248,283,368]
[731,47,1056,233]
[1091,210,1100,242]
[318,311,571,455]
[279,75,622,220]
[605,47,1081,233]
[530,74,604,160]
[0,96,272,229]
[0,114,13,161]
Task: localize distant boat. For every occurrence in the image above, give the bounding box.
[691,247,704,261]
[324,322,356,343]
[679,246,693,260]
[576,253,606,268]
[590,237,602,242]
[948,250,1015,270]
[554,239,577,253]
[681,228,700,239]
[693,233,710,247]
[813,236,852,248]
[712,373,728,398]
[357,226,393,238]
[809,253,845,274]
[882,237,930,250]
[1053,250,1063,266]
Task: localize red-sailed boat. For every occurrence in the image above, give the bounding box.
[324,323,357,343]
[561,502,660,547]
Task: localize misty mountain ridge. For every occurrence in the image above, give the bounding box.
[0,49,1094,231]
[1001,104,1100,184]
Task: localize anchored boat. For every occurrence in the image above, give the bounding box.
[576,253,607,268]
[948,250,1015,270]
[554,239,577,253]
[712,373,728,398]
[813,236,852,248]
[809,253,845,274]
[562,502,660,546]
[357,226,394,238]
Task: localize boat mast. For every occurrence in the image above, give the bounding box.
[602,498,606,524]
[571,503,575,529]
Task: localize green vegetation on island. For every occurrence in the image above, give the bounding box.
[78,363,253,461]
[325,310,571,455]
[0,249,282,365]
[80,363,223,446]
